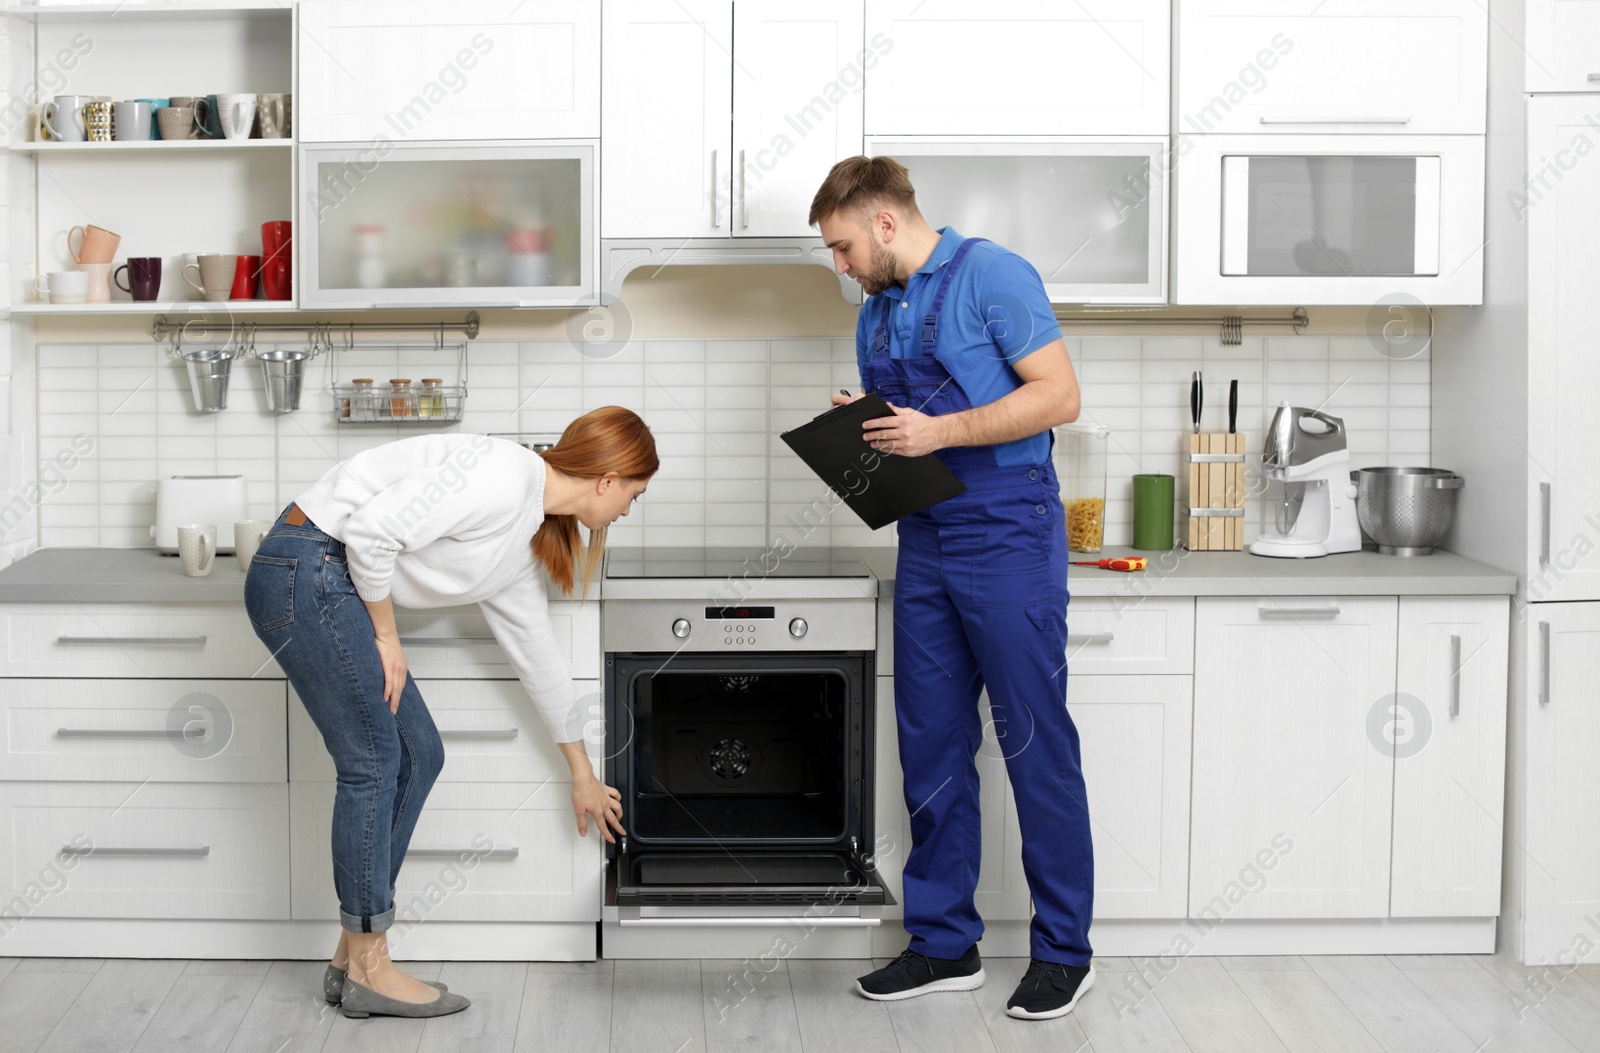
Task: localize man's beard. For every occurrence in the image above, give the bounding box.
[858,240,901,297]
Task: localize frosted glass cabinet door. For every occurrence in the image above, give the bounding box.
[869,140,1167,303]
[299,141,596,308]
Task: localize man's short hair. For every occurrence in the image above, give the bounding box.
[808,155,922,228]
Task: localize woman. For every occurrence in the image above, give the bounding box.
[244,406,657,1020]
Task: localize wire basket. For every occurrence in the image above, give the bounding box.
[327,326,469,425]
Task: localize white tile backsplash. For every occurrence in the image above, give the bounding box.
[16,333,1433,555]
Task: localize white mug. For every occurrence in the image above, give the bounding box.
[233,520,271,571]
[177,524,217,577]
[37,270,90,304]
[215,93,258,140]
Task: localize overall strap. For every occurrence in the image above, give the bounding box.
[920,238,988,356]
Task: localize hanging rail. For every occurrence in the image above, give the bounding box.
[151,311,481,347]
[1051,307,1309,346]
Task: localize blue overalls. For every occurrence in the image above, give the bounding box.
[862,238,1094,967]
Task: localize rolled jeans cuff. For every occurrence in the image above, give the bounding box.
[340,904,396,934]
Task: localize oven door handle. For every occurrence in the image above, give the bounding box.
[618,916,881,928]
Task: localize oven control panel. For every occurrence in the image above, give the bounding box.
[604,599,874,652]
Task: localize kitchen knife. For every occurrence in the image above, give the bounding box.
[1228,379,1238,434]
[1191,371,1202,433]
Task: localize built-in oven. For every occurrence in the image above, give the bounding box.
[600,548,892,931]
[1174,133,1485,305]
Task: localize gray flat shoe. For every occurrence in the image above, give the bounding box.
[323,964,447,1005]
[339,975,471,1020]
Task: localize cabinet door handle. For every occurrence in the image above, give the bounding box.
[619,916,880,928]
[60,845,210,858]
[1588,74,1600,82]
[1257,603,1340,618]
[56,728,188,739]
[711,149,720,228]
[1258,116,1412,125]
[1074,632,1116,644]
[1539,621,1551,705]
[1448,633,1462,717]
[407,847,520,860]
[56,635,207,646]
[739,148,749,228]
[397,636,497,647]
[1540,482,1552,566]
[438,729,519,741]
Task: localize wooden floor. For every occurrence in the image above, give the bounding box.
[1,951,1597,1053]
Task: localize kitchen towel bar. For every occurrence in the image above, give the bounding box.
[1053,307,1310,346]
[151,311,481,349]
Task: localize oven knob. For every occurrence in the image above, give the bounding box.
[789,617,808,639]
[671,618,691,639]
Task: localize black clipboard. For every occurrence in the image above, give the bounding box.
[780,394,966,530]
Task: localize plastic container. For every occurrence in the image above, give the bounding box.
[1053,422,1109,553]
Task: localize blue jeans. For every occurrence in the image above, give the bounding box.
[244,504,444,933]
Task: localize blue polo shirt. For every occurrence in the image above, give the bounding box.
[854,226,1063,467]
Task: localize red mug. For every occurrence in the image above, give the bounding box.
[230,254,261,300]
[260,220,292,300]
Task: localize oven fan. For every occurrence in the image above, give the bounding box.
[705,736,755,782]
[713,675,761,705]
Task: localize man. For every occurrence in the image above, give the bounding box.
[810,156,1095,1021]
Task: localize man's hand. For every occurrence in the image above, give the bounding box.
[864,403,947,458]
[830,389,861,407]
[571,774,625,843]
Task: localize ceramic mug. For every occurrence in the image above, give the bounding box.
[184,253,237,302]
[177,524,217,577]
[169,96,206,139]
[82,100,115,143]
[79,262,113,303]
[40,94,93,142]
[115,256,162,301]
[215,93,257,140]
[155,106,193,141]
[230,254,261,299]
[68,223,121,265]
[256,93,291,138]
[135,98,168,139]
[233,520,271,571]
[261,221,292,300]
[36,270,90,304]
[113,101,153,143]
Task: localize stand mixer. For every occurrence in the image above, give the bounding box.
[1249,402,1362,558]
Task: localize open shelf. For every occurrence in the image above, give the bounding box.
[14,138,294,153]
[11,300,300,316]
[8,2,288,22]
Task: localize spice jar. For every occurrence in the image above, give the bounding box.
[388,378,413,419]
[1053,421,1109,553]
[345,378,374,420]
[418,378,444,418]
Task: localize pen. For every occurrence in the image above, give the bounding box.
[839,389,851,397]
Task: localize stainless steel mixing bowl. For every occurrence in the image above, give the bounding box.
[1351,467,1464,556]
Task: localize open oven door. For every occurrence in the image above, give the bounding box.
[605,845,894,910]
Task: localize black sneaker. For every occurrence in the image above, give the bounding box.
[1006,959,1094,1020]
[855,946,984,1001]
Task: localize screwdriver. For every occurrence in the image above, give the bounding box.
[1070,557,1148,572]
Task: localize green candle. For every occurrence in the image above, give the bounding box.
[1132,474,1175,551]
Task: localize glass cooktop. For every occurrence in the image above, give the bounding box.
[604,546,869,580]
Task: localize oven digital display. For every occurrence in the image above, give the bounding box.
[705,606,776,620]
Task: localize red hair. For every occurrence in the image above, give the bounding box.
[533,406,659,597]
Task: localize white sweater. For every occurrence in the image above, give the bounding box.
[294,434,586,743]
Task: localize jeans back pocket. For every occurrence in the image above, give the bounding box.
[245,555,296,632]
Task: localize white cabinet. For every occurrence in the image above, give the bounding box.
[0,602,280,678]
[1175,1,1487,135]
[1390,597,1509,917]
[868,139,1168,304]
[601,0,864,238]
[1066,597,1195,675]
[1190,596,1398,918]
[1072,675,1192,919]
[865,1,1169,137]
[1525,1,1600,93]
[296,0,600,142]
[1522,604,1600,962]
[1528,97,1600,602]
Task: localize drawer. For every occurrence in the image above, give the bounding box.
[1066,598,1195,675]
[396,601,599,679]
[289,678,596,784]
[289,781,601,923]
[1,679,287,783]
[0,603,280,678]
[0,781,290,920]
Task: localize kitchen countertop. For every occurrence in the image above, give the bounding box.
[0,546,1517,603]
[853,547,1517,598]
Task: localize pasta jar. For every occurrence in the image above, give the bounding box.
[1053,421,1108,553]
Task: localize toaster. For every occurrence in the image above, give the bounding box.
[151,475,250,554]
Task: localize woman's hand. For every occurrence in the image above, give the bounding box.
[374,633,409,714]
[571,774,625,843]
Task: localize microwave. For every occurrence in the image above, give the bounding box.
[1174,134,1485,305]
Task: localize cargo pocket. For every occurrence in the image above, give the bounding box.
[245,555,296,632]
[969,505,1058,609]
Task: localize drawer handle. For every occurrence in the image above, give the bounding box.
[1449,634,1462,717]
[57,728,189,739]
[398,636,497,647]
[1258,116,1412,125]
[1073,632,1116,644]
[60,845,210,858]
[1589,74,1600,82]
[408,847,520,860]
[619,916,880,928]
[56,635,207,646]
[439,729,519,741]
[1257,604,1340,619]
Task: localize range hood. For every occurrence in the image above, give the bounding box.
[600,238,863,305]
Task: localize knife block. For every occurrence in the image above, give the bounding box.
[1181,433,1245,551]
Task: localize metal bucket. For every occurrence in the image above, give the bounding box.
[257,349,308,412]
[183,349,234,412]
